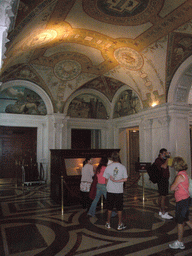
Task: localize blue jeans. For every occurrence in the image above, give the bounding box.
[88,183,106,216]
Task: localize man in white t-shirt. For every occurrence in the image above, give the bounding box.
[103,151,128,230]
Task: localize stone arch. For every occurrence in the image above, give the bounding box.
[64,88,111,118]
[0,80,54,114]
[111,85,143,119]
[168,55,192,104]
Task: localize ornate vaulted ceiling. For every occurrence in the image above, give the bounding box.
[1,0,192,113]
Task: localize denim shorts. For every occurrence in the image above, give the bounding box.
[175,197,191,224]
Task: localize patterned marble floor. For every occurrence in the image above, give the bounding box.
[0,179,192,256]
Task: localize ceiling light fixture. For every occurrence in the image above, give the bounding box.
[151,101,158,107]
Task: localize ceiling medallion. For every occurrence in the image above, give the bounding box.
[54,60,82,81]
[83,0,164,26]
[114,47,143,70]
[22,30,57,51]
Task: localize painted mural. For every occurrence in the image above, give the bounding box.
[67,94,108,119]
[113,89,141,118]
[0,86,47,115]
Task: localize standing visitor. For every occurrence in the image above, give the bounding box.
[169,157,192,250]
[155,148,173,219]
[88,157,108,217]
[80,156,94,210]
[103,151,128,230]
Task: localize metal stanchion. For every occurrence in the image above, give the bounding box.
[61,176,64,215]
[135,162,150,203]
[142,172,145,202]
[22,165,25,190]
[139,171,148,203]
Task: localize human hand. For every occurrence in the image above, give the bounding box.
[166,152,171,158]
[110,175,115,182]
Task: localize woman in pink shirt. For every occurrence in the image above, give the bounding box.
[88,157,108,217]
[169,157,192,250]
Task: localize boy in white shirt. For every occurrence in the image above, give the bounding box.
[103,151,128,230]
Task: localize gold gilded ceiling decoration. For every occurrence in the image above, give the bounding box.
[166,32,192,88]
[1,0,192,113]
[114,47,144,70]
[31,51,93,75]
[21,30,58,51]
[83,0,164,26]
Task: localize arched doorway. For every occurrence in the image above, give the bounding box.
[0,80,54,184]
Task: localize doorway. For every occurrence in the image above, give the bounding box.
[119,127,139,179]
[71,129,101,149]
[129,129,139,175]
[0,126,37,180]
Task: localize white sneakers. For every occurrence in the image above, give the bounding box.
[105,222,111,229]
[169,240,185,249]
[159,211,173,219]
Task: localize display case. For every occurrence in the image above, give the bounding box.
[50,149,120,205]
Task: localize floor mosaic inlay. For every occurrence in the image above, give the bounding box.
[0,180,192,256]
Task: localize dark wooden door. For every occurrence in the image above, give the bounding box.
[0,126,37,179]
[129,130,139,175]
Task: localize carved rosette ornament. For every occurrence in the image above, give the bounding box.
[114,47,144,70]
[54,60,82,81]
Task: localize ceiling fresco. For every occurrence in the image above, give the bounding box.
[1,0,192,114]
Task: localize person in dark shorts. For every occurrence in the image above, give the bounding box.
[155,148,173,219]
[103,151,128,230]
[169,157,192,249]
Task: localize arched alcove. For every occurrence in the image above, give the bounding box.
[64,88,111,119]
[0,80,54,114]
[111,85,143,119]
[168,55,192,104]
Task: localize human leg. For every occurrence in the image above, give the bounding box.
[116,193,126,230]
[88,184,103,216]
[178,223,184,242]
[117,211,122,225]
[86,194,92,211]
[105,192,114,228]
[160,195,166,213]
[158,179,173,219]
[169,198,189,249]
[169,222,185,249]
[107,210,112,224]
[81,191,87,209]
[158,178,168,214]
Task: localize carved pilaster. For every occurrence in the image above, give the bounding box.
[0,0,15,70]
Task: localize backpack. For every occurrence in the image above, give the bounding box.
[188,178,192,198]
[147,162,161,184]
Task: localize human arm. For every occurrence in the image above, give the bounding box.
[170,174,185,191]
[161,158,168,169]
[109,175,127,183]
[161,152,171,169]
